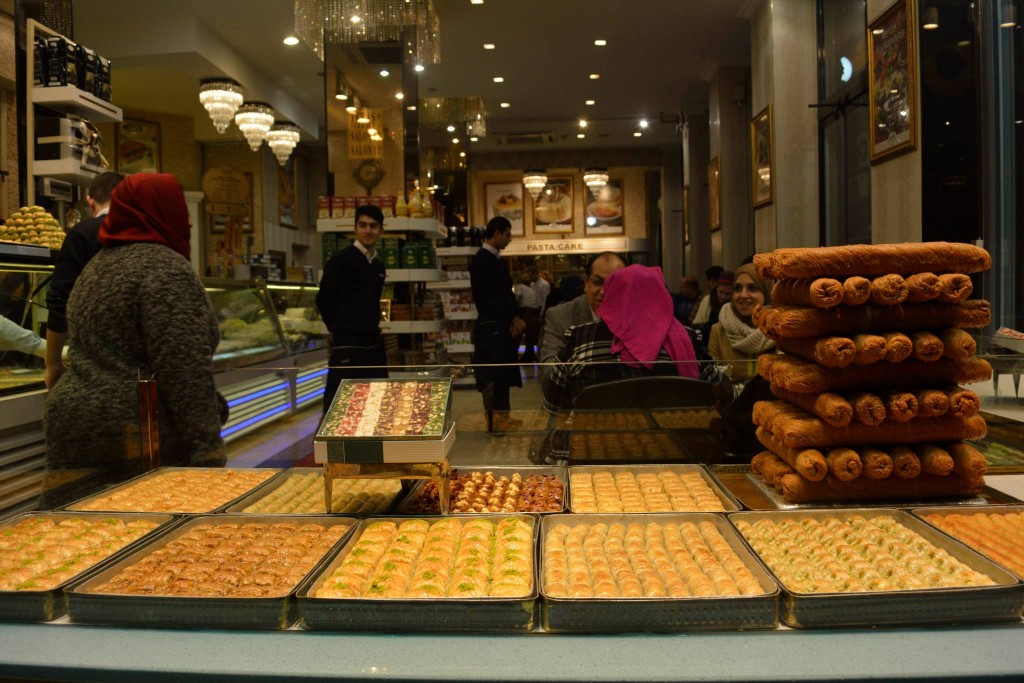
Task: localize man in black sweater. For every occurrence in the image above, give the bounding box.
[45,171,124,389]
[470,217,525,429]
[316,204,388,413]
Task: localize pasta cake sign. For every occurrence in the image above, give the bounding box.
[348,109,383,160]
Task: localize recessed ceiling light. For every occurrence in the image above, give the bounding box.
[639,119,649,128]
[470,136,479,141]
[483,43,495,50]
[459,152,466,157]
[594,39,607,46]
[577,133,586,138]
[633,131,642,137]
[585,99,596,106]
[452,137,460,144]
[447,125,456,132]
[589,73,600,80]
[471,0,484,4]
[414,64,425,72]
[395,92,404,100]
[406,105,417,111]
[500,102,510,108]
[493,76,504,83]
[380,69,390,77]
[578,119,588,128]
[283,36,300,46]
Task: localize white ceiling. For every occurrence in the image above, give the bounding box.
[72,0,753,152]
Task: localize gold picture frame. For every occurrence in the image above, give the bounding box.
[116,119,160,175]
[750,106,774,208]
[867,0,918,162]
[708,156,721,231]
[584,179,624,236]
[532,176,574,234]
[484,181,525,236]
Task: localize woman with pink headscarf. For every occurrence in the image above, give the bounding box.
[542,264,723,411]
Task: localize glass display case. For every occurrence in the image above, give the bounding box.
[0,251,51,397]
[264,282,328,355]
[203,279,287,370]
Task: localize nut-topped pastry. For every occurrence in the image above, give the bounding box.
[406,470,563,514]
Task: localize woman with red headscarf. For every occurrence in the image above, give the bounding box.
[542,264,725,411]
[43,174,226,507]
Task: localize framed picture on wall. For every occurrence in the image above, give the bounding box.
[708,156,721,231]
[584,179,624,235]
[484,181,524,236]
[683,185,690,245]
[209,172,254,235]
[533,177,573,234]
[867,0,918,162]
[278,158,297,229]
[116,119,160,175]
[750,106,774,208]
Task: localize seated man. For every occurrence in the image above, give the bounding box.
[542,264,724,411]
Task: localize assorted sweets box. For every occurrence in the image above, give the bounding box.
[314,379,455,464]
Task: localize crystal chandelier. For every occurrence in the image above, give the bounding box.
[294,0,441,64]
[198,78,244,134]
[583,168,609,195]
[466,113,486,138]
[234,102,275,152]
[523,170,548,201]
[266,122,301,165]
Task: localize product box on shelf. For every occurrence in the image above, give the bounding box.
[314,378,456,463]
[317,196,331,219]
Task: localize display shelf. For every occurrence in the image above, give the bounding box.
[436,246,478,256]
[381,319,446,334]
[445,343,474,353]
[385,269,444,283]
[447,310,477,320]
[31,158,106,183]
[31,85,122,123]
[425,280,472,290]
[316,217,447,239]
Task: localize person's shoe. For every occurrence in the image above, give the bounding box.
[491,414,524,432]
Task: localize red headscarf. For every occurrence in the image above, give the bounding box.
[98,173,191,259]
[597,264,700,378]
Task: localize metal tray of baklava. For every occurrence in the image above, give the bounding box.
[728,508,1024,628]
[563,429,690,465]
[223,469,403,515]
[566,464,742,513]
[0,511,177,622]
[65,514,356,630]
[297,514,539,632]
[647,407,718,432]
[911,505,1024,582]
[540,513,778,632]
[553,409,655,431]
[394,466,567,515]
[62,467,283,514]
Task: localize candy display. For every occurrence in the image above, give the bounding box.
[240,473,401,514]
[69,469,276,513]
[569,469,726,513]
[403,470,563,514]
[320,380,449,437]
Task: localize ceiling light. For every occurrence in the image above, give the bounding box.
[589,73,600,80]
[283,36,300,46]
[367,127,378,136]
[447,125,456,132]
[922,6,939,29]
[578,119,588,128]
[639,119,649,128]
[380,69,390,77]
[500,102,510,108]
[872,28,884,35]
[266,121,300,166]
[483,43,495,49]
[467,114,486,137]
[634,131,642,137]
[583,168,608,195]
[395,92,404,100]
[414,64,425,72]
[1001,4,1017,27]
[406,105,417,111]
[577,133,585,138]
[470,136,479,142]
[493,76,504,83]
[585,99,596,106]
[452,137,460,144]
[350,14,361,24]
[346,95,359,113]
[523,170,547,201]
[334,68,348,100]
[459,152,466,157]
[594,39,607,46]
[199,78,244,134]
[357,108,371,124]
[234,102,274,151]
[471,0,484,4]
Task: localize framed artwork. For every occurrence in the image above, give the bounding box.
[532,176,573,234]
[584,179,624,235]
[277,158,297,229]
[751,106,774,208]
[708,156,721,231]
[209,172,254,235]
[116,119,160,174]
[868,0,918,162]
[683,185,690,245]
[484,181,524,236]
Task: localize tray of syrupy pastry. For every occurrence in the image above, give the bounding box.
[912,506,1024,589]
[65,515,355,629]
[563,430,689,465]
[395,467,565,514]
[297,515,538,631]
[540,513,778,632]
[554,409,655,431]
[567,465,741,513]
[0,511,175,622]
[730,508,1023,628]
[224,469,403,515]
[62,467,281,514]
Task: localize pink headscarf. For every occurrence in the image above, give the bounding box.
[99,173,191,259]
[597,264,700,378]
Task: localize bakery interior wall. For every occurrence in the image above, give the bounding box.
[0,8,18,219]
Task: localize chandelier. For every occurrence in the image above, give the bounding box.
[583,168,609,195]
[234,102,275,152]
[294,0,441,64]
[522,170,548,201]
[266,122,301,165]
[198,78,244,134]
[466,113,486,138]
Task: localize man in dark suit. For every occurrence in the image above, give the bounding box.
[45,171,124,389]
[538,251,625,384]
[470,217,525,429]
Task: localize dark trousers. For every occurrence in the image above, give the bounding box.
[473,320,521,414]
[519,307,541,361]
[323,334,388,414]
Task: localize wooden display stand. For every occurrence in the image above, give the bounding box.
[322,460,450,514]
